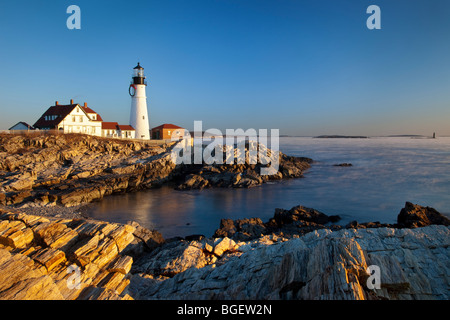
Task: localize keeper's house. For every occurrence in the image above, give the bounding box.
[33,100,135,139]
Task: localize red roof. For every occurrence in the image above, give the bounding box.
[101,122,119,130]
[82,106,103,121]
[151,123,183,131]
[117,125,135,131]
[33,104,78,129]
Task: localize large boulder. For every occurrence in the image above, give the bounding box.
[272,205,341,226]
[397,202,450,228]
[213,205,341,240]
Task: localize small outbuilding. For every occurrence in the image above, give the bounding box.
[151,123,185,140]
[9,122,35,131]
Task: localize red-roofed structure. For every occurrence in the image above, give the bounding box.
[151,123,185,140]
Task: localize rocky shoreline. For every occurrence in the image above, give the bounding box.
[0,201,448,300]
[1,133,449,300]
[0,133,311,209]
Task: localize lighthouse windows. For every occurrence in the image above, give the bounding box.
[143,116,145,120]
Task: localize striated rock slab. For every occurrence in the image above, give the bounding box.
[0,209,158,300]
[1,203,449,301]
[0,133,175,207]
[129,225,450,300]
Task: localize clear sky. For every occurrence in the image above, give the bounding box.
[0,0,449,136]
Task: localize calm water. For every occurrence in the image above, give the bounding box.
[87,137,450,238]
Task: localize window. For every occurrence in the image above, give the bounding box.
[72,116,76,122]
[143,116,145,120]
[92,114,96,120]
[80,116,83,122]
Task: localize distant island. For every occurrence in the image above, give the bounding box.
[314,135,368,139]
[386,134,427,138]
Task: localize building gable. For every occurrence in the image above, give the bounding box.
[9,122,34,130]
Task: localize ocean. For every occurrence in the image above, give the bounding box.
[86,136,450,238]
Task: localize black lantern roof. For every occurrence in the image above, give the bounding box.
[133,62,144,70]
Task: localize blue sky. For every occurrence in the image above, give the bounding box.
[0,0,449,136]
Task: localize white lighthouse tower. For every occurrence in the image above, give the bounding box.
[129,62,150,139]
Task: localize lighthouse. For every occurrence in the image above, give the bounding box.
[129,62,150,139]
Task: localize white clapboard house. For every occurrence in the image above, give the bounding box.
[32,100,135,139]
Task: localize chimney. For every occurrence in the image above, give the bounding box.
[84,102,87,108]
[70,99,74,105]
[55,101,59,106]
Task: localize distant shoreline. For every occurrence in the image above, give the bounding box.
[314,135,368,139]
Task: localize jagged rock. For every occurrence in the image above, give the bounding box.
[333,163,353,167]
[129,225,450,300]
[125,221,164,254]
[0,133,177,207]
[0,211,137,300]
[176,174,210,190]
[134,240,208,277]
[107,255,133,275]
[33,221,79,250]
[0,220,34,248]
[213,205,342,240]
[397,202,450,228]
[3,171,37,192]
[31,247,66,272]
[175,151,312,190]
[213,219,237,238]
[213,237,237,257]
[273,205,340,225]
